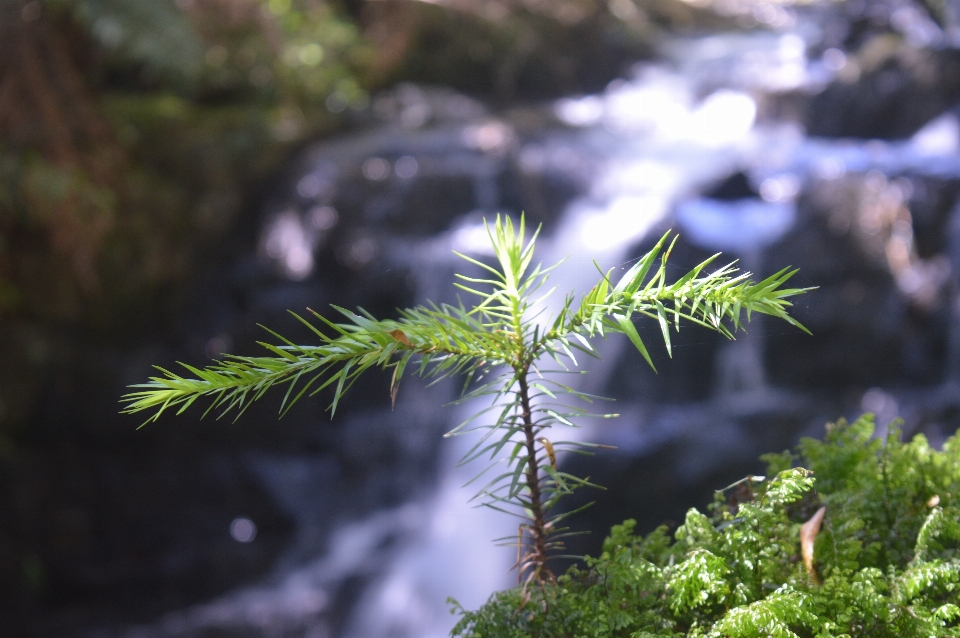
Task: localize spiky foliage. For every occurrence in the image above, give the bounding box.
[451,414,960,637]
[123,215,810,584]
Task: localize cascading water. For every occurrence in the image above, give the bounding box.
[125,8,960,637]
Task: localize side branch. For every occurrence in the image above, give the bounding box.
[122,304,510,424]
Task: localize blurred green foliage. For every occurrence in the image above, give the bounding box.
[0,0,373,433]
[0,0,370,322]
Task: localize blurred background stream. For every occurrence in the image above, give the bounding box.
[3,0,960,636]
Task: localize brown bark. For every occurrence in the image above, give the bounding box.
[15,19,75,164]
[517,365,553,583]
[0,2,122,295]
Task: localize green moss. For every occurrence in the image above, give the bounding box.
[452,414,960,637]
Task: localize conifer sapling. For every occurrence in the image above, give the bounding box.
[122,215,811,585]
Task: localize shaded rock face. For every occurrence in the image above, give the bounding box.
[775,0,960,140]
[703,171,761,201]
[765,174,960,391]
[806,43,960,139]
[383,3,649,100]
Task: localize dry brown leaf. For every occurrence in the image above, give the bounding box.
[538,437,557,470]
[801,505,826,584]
[389,365,400,410]
[388,329,412,347]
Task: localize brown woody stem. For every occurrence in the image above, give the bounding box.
[517,364,553,583]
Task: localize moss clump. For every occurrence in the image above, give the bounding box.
[451,414,960,637]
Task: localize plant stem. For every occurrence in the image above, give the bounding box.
[517,364,552,583]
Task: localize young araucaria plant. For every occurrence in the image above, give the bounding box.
[123,215,811,587]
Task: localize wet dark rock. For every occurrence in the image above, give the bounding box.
[765,172,958,391]
[905,174,960,257]
[806,38,960,139]
[703,171,759,201]
[366,1,653,101]
[2,407,295,636]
